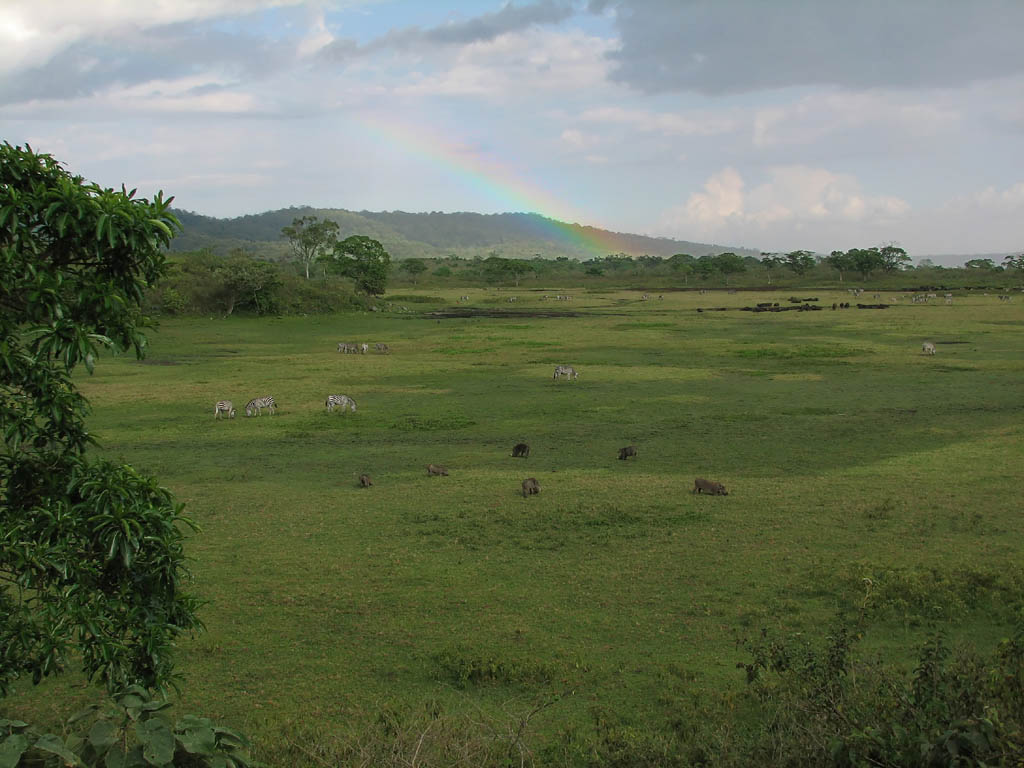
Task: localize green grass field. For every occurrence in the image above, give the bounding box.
[6,288,1024,764]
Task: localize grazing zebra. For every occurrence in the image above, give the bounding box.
[553,365,579,381]
[641,294,650,301]
[375,343,390,353]
[922,341,936,355]
[325,394,357,413]
[360,343,369,354]
[245,396,276,416]
[337,342,356,353]
[214,400,236,419]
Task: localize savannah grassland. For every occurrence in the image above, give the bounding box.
[6,288,1024,764]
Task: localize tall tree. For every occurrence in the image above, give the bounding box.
[825,250,854,282]
[878,244,910,272]
[281,215,339,279]
[785,250,816,276]
[848,247,884,280]
[760,252,784,285]
[0,142,202,695]
[1002,253,1024,272]
[715,252,747,285]
[964,258,997,270]
[329,235,392,295]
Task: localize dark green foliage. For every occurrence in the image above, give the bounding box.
[0,142,202,694]
[733,618,1024,768]
[327,235,392,295]
[0,686,255,767]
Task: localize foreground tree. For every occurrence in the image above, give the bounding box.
[328,235,391,295]
[281,215,339,279]
[0,142,202,695]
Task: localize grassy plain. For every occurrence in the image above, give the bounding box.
[5,287,1024,764]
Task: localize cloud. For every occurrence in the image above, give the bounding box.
[596,0,1024,94]
[662,165,910,249]
[580,105,736,136]
[0,1,307,73]
[318,0,574,61]
[393,27,615,99]
[752,92,962,149]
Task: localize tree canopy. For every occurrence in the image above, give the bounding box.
[281,215,339,279]
[0,142,202,695]
[328,235,392,295]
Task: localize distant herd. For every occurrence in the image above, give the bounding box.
[211,289,993,497]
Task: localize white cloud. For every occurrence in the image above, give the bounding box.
[394,27,615,98]
[753,91,962,148]
[581,105,736,136]
[0,1,307,72]
[661,165,910,250]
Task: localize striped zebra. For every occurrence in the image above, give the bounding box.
[245,396,276,416]
[326,394,357,413]
[374,342,390,353]
[214,400,236,419]
[922,341,936,355]
[553,365,579,381]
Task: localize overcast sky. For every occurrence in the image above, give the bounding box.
[3,1,1022,260]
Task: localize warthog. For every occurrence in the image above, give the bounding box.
[359,474,373,488]
[522,477,540,497]
[618,445,638,460]
[511,442,530,458]
[692,477,728,495]
[426,464,449,476]
[922,341,936,355]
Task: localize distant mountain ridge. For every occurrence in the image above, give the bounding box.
[169,207,760,261]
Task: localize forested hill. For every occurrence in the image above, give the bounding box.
[169,207,759,261]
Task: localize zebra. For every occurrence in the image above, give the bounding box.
[922,341,936,355]
[360,343,369,354]
[375,343,390,353]
[325,394,357,413]
[245,396,276,416]
[214,400,236,419]
[553,365,579,381]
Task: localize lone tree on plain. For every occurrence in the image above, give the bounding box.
[0,142,202,695]
[400,258,428,284]
[327,234,392,295]
[281,214,339,279]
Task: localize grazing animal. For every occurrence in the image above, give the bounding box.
[337,342,358,353]
[359,474,373,487]
[360,343,369,354]
[922,341,936,355]
[426,464,449,476]
[511,442,530,458]
[326,394,357,413]
[553,365,579,381]
[244,396,276,416]
[522,477,540,497]
[618,445,638,461]
[692,477,728,495]
[214,400,236,419]
[375,342,390,353]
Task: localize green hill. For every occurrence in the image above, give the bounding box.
[170,207,760,261]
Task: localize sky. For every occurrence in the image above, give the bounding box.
[2,1,1023,262]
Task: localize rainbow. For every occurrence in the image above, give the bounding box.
[356,114,627,258]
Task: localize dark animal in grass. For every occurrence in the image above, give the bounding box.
[692,477,728,495]
[426,464,449,476]
[359,474,373,488]
[618,445,638,460]
[511,442,530,458]
[522,477,540,497]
